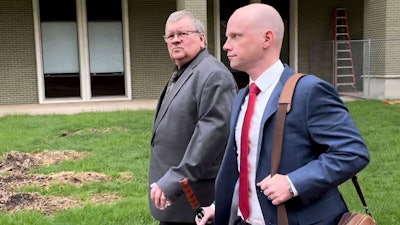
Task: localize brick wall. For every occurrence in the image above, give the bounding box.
[128,0,217,99]
[385,1,400,77]
[207,0,215,56]
[0,0,38,104]
[0,0,216,103]
[128,0,175,99]
[364,1,400,78]
[2,0,387,104]
[298,0,364,82]
[364,0,386,39]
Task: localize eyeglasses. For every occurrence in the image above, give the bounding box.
[163,30,199,42]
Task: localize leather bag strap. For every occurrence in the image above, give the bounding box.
[271,73,305,176]
[271,73,305,225]
[351,176,373,216]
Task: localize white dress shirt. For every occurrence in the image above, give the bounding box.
[234,60,284,225]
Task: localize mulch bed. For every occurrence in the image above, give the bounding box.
[0,150,122,215]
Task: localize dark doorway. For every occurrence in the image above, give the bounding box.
[219,0,290,89]
[220,0,250,89]
[262,0,290,65]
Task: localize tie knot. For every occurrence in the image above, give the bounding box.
[170,70,179,82]
[249,83,260,95]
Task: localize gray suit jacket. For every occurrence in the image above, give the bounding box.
[149,49,238,222]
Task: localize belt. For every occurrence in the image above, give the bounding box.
[234,218,251,225]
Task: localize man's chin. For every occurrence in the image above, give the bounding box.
[171,48,184,54]
[171,53,186,61]
[229,63,238,70]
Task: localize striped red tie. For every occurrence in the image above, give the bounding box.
[239,83,260,221]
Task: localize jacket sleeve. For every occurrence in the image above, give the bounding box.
[286,76,370,204]
[157,64,238,201]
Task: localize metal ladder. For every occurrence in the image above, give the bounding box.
[333,8,356,90]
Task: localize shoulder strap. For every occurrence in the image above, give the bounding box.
[278,73,306,113]
[271,73,306,176]
[271,73,305,225]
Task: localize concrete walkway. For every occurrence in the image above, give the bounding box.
[0,95,362,117]
[0,99,158,117]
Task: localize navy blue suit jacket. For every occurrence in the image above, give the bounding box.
[215,66,370,225]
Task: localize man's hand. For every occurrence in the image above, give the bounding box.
[150,183,170,210]
[257,174,293,205]
[195,206,215,225]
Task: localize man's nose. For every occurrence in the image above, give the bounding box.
[223,41,230,51]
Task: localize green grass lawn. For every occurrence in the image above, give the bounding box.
[342,100,400,224]
[0,100,399,224]
[0,110,158,225]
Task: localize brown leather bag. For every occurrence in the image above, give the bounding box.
[273,74,377,225]
[337,177,377,225]
[338,212,376,225]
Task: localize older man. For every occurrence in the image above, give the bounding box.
[149,10,238,225]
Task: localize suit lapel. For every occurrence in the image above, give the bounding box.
[231,87,248,133]
[256,66,296,164]
[229,66,297,181]
[152,49,210,136]
[259,66,295,132]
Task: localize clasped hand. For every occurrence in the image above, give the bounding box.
[257,174,293,205]
[195,174,294,225]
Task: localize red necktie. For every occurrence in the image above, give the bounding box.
[239,83,260,221]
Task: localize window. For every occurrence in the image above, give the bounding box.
[35,0,129,101]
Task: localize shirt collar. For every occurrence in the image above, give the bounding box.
[250,60,284,93]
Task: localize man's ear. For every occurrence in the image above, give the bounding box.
[199,34,206,47]
[263,30,273,48]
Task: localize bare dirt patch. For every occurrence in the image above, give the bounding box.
[0,150,122,216]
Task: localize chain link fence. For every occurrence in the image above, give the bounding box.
[310,39,400,100]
